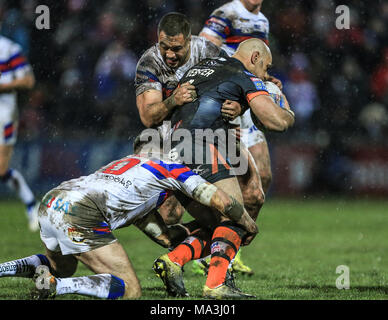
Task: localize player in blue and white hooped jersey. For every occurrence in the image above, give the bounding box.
[0,146,257,299]
[0,35,39,231]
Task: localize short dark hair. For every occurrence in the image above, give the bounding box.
[157,12,191,39]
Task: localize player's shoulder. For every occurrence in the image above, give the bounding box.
[0,35,15,46]
[191,35,221,59]
[136,44,163,73]
[191,35,216,48]
[258,11,269,24]
[0,35,22,56]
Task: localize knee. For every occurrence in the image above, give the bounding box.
[123,280,141,299]
[244,186,265,209]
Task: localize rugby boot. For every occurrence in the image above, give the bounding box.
[200,259,241,292]
[231,250,254,275]
[153,254,188,297]
[203,283,256,300]
[31,269,57,299]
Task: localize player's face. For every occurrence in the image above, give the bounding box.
[158,31,191,69]
[253,54,272,79]
[241,0,263,12]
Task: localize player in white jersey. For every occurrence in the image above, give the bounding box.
[0,35,39,231]
[0,146,257,299]
[200,0,279,275]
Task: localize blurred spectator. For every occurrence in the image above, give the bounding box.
[0,0,385,147]
[371,48,388,101]
[94,39,137,102]
[284,53,319,130]
[0,7,30,54]
[359,102,388,142]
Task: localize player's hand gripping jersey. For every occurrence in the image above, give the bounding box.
[39,155,206,254]
[169,56,269,182]
[200,0,269,56]
[0,36,32,145]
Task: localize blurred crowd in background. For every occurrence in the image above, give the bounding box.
[0,0,387,194]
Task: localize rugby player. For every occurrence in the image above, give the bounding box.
[0,144,257,300]
[0,35,39,231]
[135,12,263,274]
[199,0,278,274]
[135,12,243,225]
[153,38,295,299]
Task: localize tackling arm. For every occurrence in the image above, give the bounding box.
[134,209,190,249]
[136,83,197,128]
[249,94,295,132]
[192,182,258,237]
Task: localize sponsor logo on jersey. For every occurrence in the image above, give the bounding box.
[250,77,266,91]
[186,68,215,78]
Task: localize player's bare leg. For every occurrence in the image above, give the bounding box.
[75,241,141,299]
[0,145,12,176]
[0,145,39,231]
[154,177,256,298]
[43,246,78,278]
[195,177,255,297]
[237,143,265,221]
[248,139,272,195]
[228,142,264,276]
[32,241,141,299]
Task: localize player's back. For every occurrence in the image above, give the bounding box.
[171,56,250,132]
[201,0,269,56]
[51,155,201,230]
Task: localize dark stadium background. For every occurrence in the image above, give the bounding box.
[0,0,387,198]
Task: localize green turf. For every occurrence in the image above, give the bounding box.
[0,197,387,300]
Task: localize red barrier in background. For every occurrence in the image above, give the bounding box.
[271,144,388,196]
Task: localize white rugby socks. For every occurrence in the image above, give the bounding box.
[2,168,36,214]
[55,274,125,299]
[0,254,49,277]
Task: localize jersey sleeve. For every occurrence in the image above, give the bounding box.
[141,159,207,197]
[134,50,162,96]
[200,9,232,42]
[4,42,32,79]
[236,71,270,104]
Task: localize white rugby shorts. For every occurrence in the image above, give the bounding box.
[39,189,117,255]
[0,103,18,145]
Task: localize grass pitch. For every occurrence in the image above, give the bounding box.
[0,197,387,300]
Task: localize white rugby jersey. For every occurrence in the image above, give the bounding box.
[0,36,31,108]
[134,35,223,98]
[52,155,206,230]
[200,0,270,56]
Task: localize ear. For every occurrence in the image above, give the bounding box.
[251,51,260,65]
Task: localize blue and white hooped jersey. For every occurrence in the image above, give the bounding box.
[52,155,205,231]
[200,0,269,56]
[0,36,32,108]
